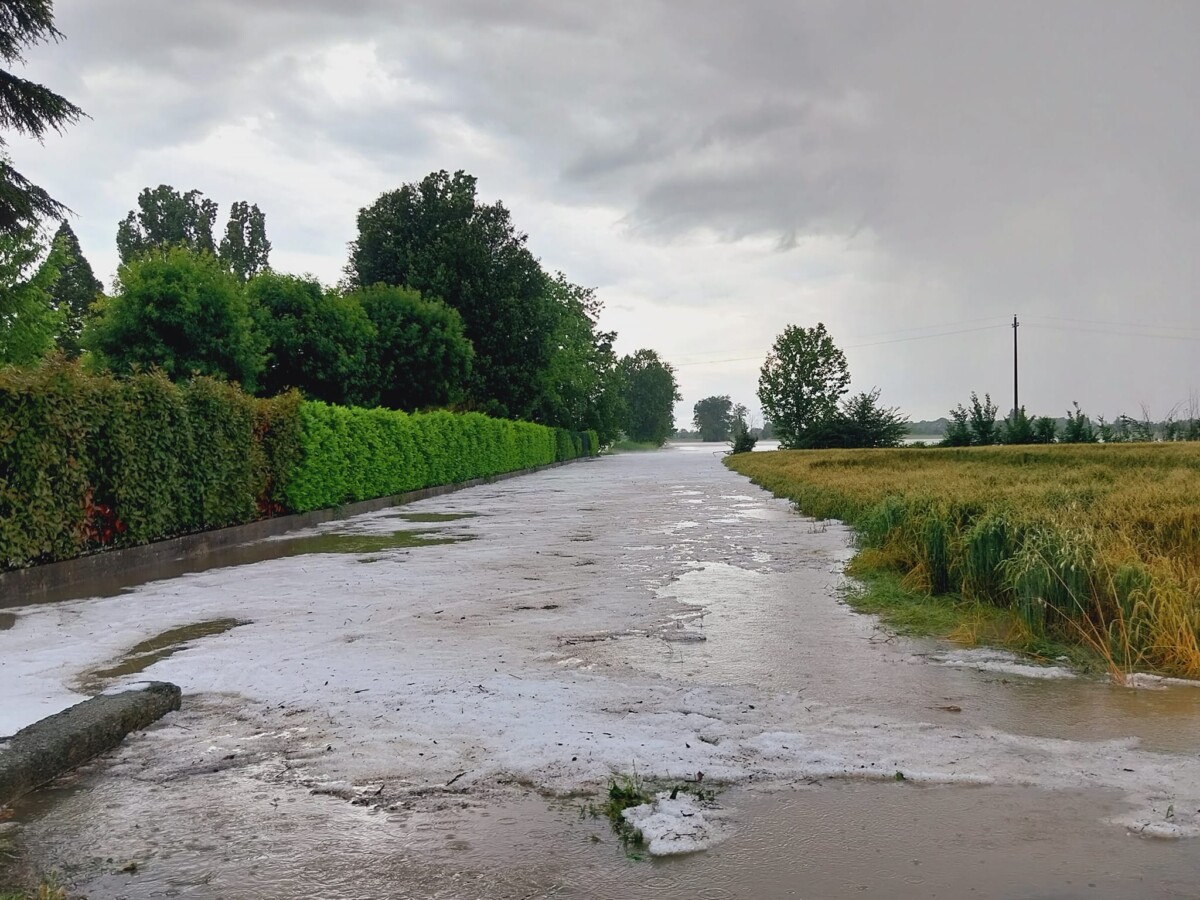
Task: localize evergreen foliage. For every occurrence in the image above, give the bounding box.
[47,221,100,357]
[0,223,61,364]
[0,0,84,231]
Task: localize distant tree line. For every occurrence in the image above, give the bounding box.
[940,394,1200,446]
[0,171,683,446]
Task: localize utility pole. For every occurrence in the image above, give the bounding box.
[1012,314,1019,416]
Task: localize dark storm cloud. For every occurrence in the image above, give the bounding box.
[15,0,1200,416]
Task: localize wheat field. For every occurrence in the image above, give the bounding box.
[727,444,1200,678]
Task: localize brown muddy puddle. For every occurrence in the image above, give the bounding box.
[78,618,246,692]
[0,613,15,630]
[383,512,479,523]
[9,520,478,608]
[3,772,1195,899]
[586,562,1200,755]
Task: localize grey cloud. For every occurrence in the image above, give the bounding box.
[15,0,1200,417]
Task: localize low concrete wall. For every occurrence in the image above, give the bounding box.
[0,682,181,808]
[0,458,587,608]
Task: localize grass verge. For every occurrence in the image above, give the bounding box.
[842,566,1101,673]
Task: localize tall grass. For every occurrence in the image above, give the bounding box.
[726,444,1200,679]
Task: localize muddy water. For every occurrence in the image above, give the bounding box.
[5,770,1194,899]
[9,522,478,608]
[78,618,245,692]
[584,560,1200,754]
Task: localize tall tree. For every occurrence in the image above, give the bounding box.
[47,221,100,356]
[619,349,680,445]
[346,170,556,420]
[85,246,264,390]
[0,1,84,232]
[0,223,62,363]
[757,323,850,449]
[532,273,623,441]
[247,271,373,406]
[219,200,271,281]
[116,185,218,263]
[692,394,734,442]
[353,283,474,411]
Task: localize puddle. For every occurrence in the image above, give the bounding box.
[0,613,15,630]
[271,529,475,556]
[384,512,479,523]
[6,527,476,608]
[584,562,1200,754]
[5,773,1196,899]
[79,618,246,691]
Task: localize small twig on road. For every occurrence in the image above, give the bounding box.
[445,771,468,787]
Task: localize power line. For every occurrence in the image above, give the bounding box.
[1027,322,1200,343]
[671,315,1200,370]
[674,320,1011,367]
[1024,314,1200,334]
[844,323,1007,349]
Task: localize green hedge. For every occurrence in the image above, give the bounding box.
[283,403,559,512]
[0,363,302,569]
[1,363,596,569]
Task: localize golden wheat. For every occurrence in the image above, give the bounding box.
[727,444,1200,678]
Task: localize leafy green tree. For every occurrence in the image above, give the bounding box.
[0,224,62,364]
[353,283,473,411]
[1061,404,1096,443]
[729,404,758,453]
[968,392,999,445]
[117,185,219,263]
[247,272,373,406]
[941,405,973,446]
[85,247,264,390]
[619,349,680,445]
[47,221,100,357]
[346,170,556,419]
[692,394,734,442]
[1032,415,1058,444]
[219,201,271,281]
[757,323,850,449]
[531,274,622,441]
[0,2,84,232]
[805,388,908,448]
[1002,406,1036,445]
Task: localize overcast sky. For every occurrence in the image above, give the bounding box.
[12,1,1200,424]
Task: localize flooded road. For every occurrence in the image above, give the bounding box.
[1,444,1198,897]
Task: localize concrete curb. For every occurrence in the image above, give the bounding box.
[0,682,181,808]
[1,457,594,608]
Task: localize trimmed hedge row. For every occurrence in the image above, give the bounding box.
[0,364,302,569]
[1,363,599,570]
[285,403,559,512]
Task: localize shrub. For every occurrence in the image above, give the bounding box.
[0,362,278,568]
[85,247,265,391]
[284,402,557,512]
[1,365,568,569]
